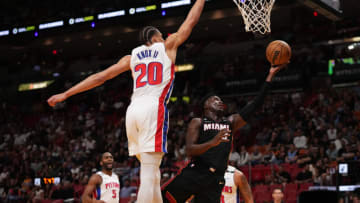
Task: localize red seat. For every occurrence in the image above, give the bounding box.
[52,200,64,203]
[298,183,313,195]
[252,168,265,182]
[242,170,250,180]
[284,183,298,192]
[254,191,272,203]
[120,198,130,203]
[290,167,303,180]
[253,185,271,203]
[284,190,298,203]
[239,166,249,173]
[253,184,269,193]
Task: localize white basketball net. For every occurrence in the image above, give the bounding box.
[233,0,275,35]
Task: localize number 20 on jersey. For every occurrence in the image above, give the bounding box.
[135,62,163,88]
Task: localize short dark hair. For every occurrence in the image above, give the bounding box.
[273,188,283,193]
[101,152,111,160]
[200,93,217,108]
[139,26,160,45]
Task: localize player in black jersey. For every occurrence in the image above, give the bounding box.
[162,63,288,203]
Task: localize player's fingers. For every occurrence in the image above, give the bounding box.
[220,129,231,134]
[221,135,230,142]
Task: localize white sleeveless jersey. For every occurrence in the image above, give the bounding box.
[130,42,174,101]
[93,171,120,203]
[221,166,239,203]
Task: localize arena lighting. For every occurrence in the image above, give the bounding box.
[69,16,94,25]
[161,0,191,9]
[328,59,335,75]
[328,57,360,75]
[169,96,190,103]
[130,5,157,14]
[12,26,35,34]
[18,80,54,92]
[175,64,194,72]
[339,185,360,192]
[39,20,64,30]
[97,10,125,20]
[0,30,9,37]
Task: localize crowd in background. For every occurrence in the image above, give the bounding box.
[1,50,360,202]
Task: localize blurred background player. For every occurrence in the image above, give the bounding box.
[271,188,284,203]
[162,63,288,203]
[47,0,206,202]
[221,165,254,203]
[82,152,120,203]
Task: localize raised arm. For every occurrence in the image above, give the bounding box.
[47,55,131,107]
[165,0,206,50]
[228,63,288,132]
[81,174,104,203]
[234,169,254,203]
[186,118,231,157]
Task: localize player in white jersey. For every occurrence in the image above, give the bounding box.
[47,1,206,202]
[221,165,254,203]
[82,152,120,203]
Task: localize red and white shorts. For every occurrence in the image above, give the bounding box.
[125,96,169,156]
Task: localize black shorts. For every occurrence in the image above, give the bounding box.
[162,162,225,203]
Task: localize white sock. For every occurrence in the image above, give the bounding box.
[136,152,164,203]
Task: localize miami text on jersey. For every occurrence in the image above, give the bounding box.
[203,123,230,131]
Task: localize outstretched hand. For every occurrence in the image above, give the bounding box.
[47,93,67,107]
[269,62,290,75]
[266,61,290,82]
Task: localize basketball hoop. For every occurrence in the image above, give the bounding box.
[233,0,275,35]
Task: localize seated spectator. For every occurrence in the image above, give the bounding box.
[285,144,298,163]
[271,188,284,203]
[229,149,241,164]
[273,145,287,164]
[337,144,355,162]
[238,146,250,166]
[120,179,137,199]
[326,143,338,161]
[327,124,337,141]
[256,128,270,146]
[293,128,308,149]
[275,165,291,183]
[262,148,276,165]
[249,146,263,165]
[296,164,313,183]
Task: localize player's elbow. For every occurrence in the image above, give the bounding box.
[93,73,107,85]
[186,146,194,157]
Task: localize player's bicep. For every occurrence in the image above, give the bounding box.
[165,25,192,49]
[185,118,202,148]
[229,114,247,132]
[175,23,193,46]
[235,170,254,203]
[98,55,131,81]
[82,175,101,200]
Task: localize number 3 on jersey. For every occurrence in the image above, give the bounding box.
[135,62,163,88]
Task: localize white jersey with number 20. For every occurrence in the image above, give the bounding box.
[126,42,175,156]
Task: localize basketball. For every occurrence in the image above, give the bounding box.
[266,40,292,65]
